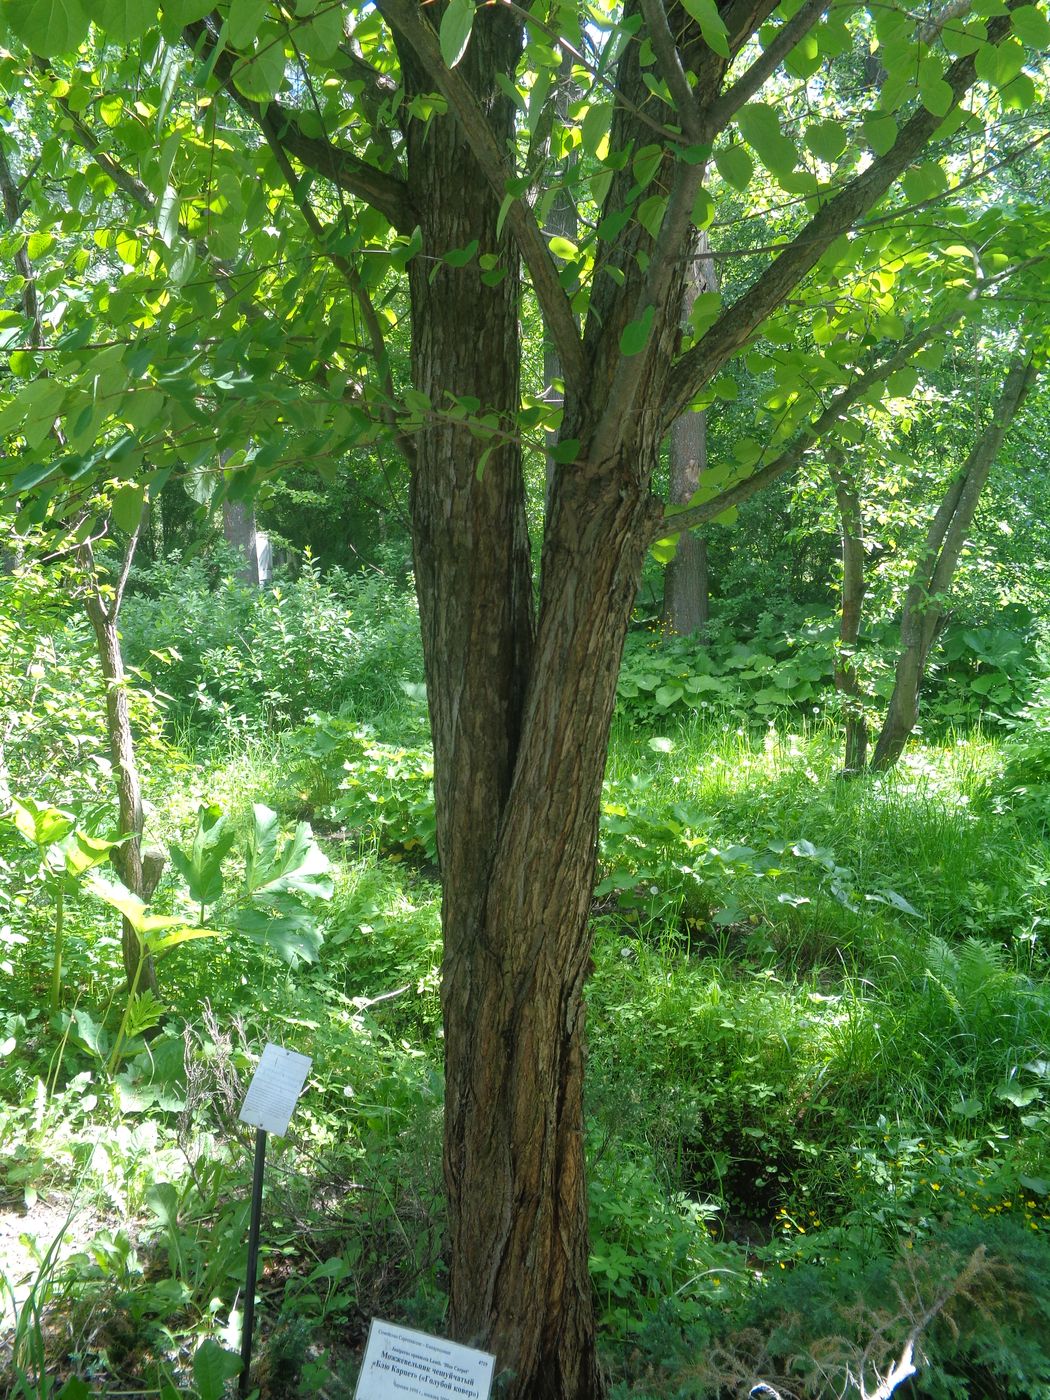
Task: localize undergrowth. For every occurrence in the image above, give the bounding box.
[3,577,1050,1399]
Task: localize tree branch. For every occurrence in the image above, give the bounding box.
[639,0,705,140]
[376,0,585,391]
[182,18,416,233]
[661,1,1023,427]
[651,298,977,539]
[706,0,829,136]
[253,109,417,469]
[0,138,42,345]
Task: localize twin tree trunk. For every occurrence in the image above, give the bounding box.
[400,12,604,1395]
[395,8,672,1393]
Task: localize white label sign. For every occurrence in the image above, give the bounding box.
[355,1319,495,1400]
[238,1043,312,1137]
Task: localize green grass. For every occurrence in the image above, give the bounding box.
[3,697,1050,1398]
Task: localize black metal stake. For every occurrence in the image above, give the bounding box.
[239,1127,267,1397]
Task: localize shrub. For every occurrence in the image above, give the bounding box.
[121,553,424,733]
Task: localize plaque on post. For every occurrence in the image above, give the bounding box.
[355,1319,496,1400]
[237,1043,313,1395]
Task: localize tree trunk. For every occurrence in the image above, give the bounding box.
[223,499,261,586]
[871,347,1037,770]
[82,540,160,996]
[828,451,868,773]
[662,418,710,636]
[391,9,605,1396]
[663,235,716,637]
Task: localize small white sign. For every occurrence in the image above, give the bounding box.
[355,1319,495,1400]
[238,1043,312,1137]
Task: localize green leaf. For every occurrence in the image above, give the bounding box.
[169,803,236,908]
[69,1007,110,1057]
[227,0,265,48]
[56,1380,91,1400]
[918,56,954,117]
[94,0,155,42]
[439,0,474,67]
[737,103,798,176]
[632,144,662,190]
[145,1181,180,1229]
[637,193,667,239]
[619,305,655,357]
[234,897,324,966]
[157,186,179,246]
[690,186,714,230]
[804,119,846,162]
[58,829,123,876]
[549,437,580,465]
[688,290,721,336]
[8,798,74,849]
[650,533,680,564]
[3,0,89,55]
[232,28,286,100]
[244,805,334,900]
[680,0,730,56]
[160,0,212,22]
[192,1341,241,1400]
[902,161,948,204]
[714,144,754,191]
[1012,4,1050,45]
[146,926,225,954]
[995,1081,1040,1107]
[84,873,195,937]
[443,239,479,268]
[26,231,53,259]
[297,1,342,57]
[581,103,613,159]
[655,684,684,707]
[111,483,145,533]
[549,235,578,260]
[861,113,898,156]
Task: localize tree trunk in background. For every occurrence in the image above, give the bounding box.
[82,534,160,997]
[828,451,868,773]
[663,234,716,636]
[871,347,1037,770]
[223,500,261,586]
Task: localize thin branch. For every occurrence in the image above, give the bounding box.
[706,0,830,136]
[377,0,585,390]
[652,295,979,539]
[0,139,41,345]
[638,0,705,141]
[182,18,416,232]
[255,108,416,471]
[661,0,1024,427]
[497,0,684,142]
[111,520,143,620]
[919,0,974,45]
